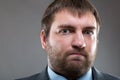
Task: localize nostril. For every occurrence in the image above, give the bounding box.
[72,44,85,51]
[71,38,86,50]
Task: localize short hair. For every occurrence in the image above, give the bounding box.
[41,0,100,38]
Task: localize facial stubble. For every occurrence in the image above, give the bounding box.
[45,40,97,79]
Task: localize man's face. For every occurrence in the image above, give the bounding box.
[41,10,98,76]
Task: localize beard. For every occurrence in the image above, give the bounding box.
[46,41,96,79]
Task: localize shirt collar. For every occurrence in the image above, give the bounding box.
[79,68,92,80]
[47,66,93,80]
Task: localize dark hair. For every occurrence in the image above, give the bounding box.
[41,0,100,38]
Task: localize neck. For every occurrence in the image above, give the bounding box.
[50,66,90,80]
[48,66,92,80]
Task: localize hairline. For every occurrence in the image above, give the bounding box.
[45,8,100,37]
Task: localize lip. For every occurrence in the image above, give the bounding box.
[69,52,84,58]
[71,52,85,56]
[68,53,85,61]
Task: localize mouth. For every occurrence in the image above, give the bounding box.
[71,52,85,56]
[69,52,86,61]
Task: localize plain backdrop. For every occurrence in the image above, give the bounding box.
[0,0,120,80]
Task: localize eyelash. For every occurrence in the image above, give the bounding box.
[83,30,94,35]
[58,29,94,36]
[59,29,73,35]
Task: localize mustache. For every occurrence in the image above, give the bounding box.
[65,49,88,57]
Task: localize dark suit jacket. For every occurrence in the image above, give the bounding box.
[17,67,120,80]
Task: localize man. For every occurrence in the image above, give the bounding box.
[17,0,120,80]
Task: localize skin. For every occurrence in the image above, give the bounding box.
[40,10,98,79]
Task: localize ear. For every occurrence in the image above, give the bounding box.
[40,30,47,49]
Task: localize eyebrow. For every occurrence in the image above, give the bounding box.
[58,24,96,30]
[84,26,96,30]
[57,24,76,29]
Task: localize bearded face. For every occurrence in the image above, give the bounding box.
[41,10,98,78]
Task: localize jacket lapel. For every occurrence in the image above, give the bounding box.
[92,67,105,80]
[38,67,49,80]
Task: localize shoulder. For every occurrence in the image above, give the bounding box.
[102,72,120,80]
[16,68,49,80]
[92,67,120,80]
[16,73,41,80]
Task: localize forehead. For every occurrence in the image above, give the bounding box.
[52,9,97,28]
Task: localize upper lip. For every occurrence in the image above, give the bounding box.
[70,52,86,57]
[66,49,87,57]
[71,52,82,55]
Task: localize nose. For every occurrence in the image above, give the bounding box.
[72,32,86,49]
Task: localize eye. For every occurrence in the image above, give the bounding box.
[84,30,94,35]
[60,29,70,34]
[59,29,73,35]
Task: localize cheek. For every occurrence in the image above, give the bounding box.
[48,37,70,60]
[49,36,71,50]
[86,39,97,54]
[86,39,97,62]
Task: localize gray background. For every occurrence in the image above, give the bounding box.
[0,0,120,80]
